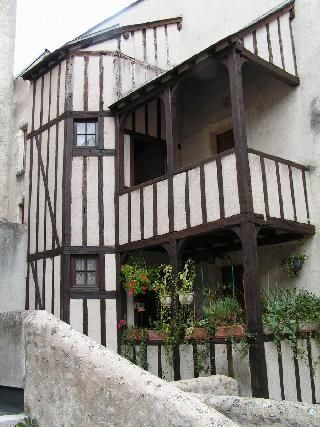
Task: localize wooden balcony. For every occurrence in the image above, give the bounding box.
[117,148,313,249]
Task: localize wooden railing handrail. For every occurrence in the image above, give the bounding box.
[248,148,309,172]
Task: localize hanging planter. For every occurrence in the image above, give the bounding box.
[280,254,307,278]
[160,295,172,307]
[178,292,194,305]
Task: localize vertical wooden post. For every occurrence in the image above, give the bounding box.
[227,47,269,398]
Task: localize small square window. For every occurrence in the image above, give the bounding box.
[75,120,97,147]
[72,255,99,288]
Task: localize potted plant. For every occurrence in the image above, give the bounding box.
[280,254,307,278]
[186,320,209,340]
[178,258,196,305]
[153,264,176,306]
[121,257,155,297]
[203,296,244,338]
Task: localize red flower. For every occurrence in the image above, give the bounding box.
[143,286,148,291]
[141,273,148,281]
[117,319,126,329]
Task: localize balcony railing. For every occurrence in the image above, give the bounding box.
[118,148,311,245]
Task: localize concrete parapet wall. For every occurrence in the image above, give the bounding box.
[0,311,236,426]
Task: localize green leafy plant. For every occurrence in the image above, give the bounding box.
[178,258,196,295]
[232,332,257,359]
[280,254,307,278]
[121,257,156,296]
[16,417,38,427]
[153,264,176,301]
[119,321,148,370]
[203,296,243,333]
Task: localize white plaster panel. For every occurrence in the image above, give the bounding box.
[29,264,35,310]
[281,341,298,402]
[188,167,203,226]
[222,154,240,217]
[249,153,266,217]
[86,157,99,246]
[292,167,307,223]
[156,26,169,70]
[173,172,186,231]
[279,13,296,75]
[161,346,174,381]
[279,163,294,220]
[37,259,44,305]
[105,254,116,292]
[119,193,128,244]
[232,349,252,397]
[264,159,280,218]
[265,341,282,401]
[42,72,50,125]
[305,172,312,222]
[29,141,38,253]
[179,344,195,380]
[44,258,52,313]
[197,343,211,377]
[49,65,59,120]
[87,56,100,111]
[119,33,132,58]
[147,345,158,377]
[105,299,117,353]
[59,60,66,115]
[204,161,220,222]
[88,299,101,345]
[72,56,84,111]
[70,299,83,335]
[46,128,55,251]
[146,27,156,66]
[53,256,61,319]
[256,25,269,62]
[71,157,83,246]
[131,29,144,62]
[143,185,153,239]
[297,340,313,403]
[311,339,320,403]
[102,55,115,108]
[55,123,65,243]
[166,24,181,67]
[120,57,133,97]
[33,77,42,130]
[124,134,131,187]
[215,344,229,376]
[243,33,254,53]
[269,18,283,69]
[103,116,115,149]
[38,134,48,253]
[130,189,141,242]
[157,180,169,235]
[103,157,115,246]
[24,142,31,226]
[80,39,118,52]
[134,63,148,90]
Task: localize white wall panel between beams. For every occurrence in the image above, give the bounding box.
[188,167,202,226]
[281,341,298,402]
[102,56,114,108]
[86,157,99,246]
[143,185,153,239]
[103,157,115,246]
[33,78,42,130]
[59,60,66,115]
[269,19,282,69]
[278,163,294,221]
[249,153,266,217]
[179,344,194,380]
[279,13,296,75]
[292,168,307,223]
[105,254,116,292]
[265,341,282,401]
[264,159,281,218]
[222,154,240,217]
[42,72,50,125]
[103,117,115,149]
[173,172,186,231]
[71,158,83,246]
[88,299,101,345]
[70,299,83,335]
[72,56,84,111]
[29,141,38,254]
[55,123,65,243]
[53,256,61,318]
[256,25,269,62]
[44,258,53,313]
[87,56,100,111]
[157,180,169,235]
[130,189,141,242]
[204,161,220,222]
[49,65,59,121]
[119,194,128,244]
[105,299,117,353]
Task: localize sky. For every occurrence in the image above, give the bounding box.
[14,0,136,76]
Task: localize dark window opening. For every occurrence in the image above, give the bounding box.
[71,255,99,288]
[0,386,24,416]
[216,129,235,154]
[133,291,158,328]
[74,120,97,147]
[131,135,167,186]
[221,264,245,310]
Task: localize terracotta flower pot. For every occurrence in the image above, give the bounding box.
[300,322,320,333]
[188,327,209,340]
[148,329,165,341]
[214,324,245,338]
[124,329,143,341]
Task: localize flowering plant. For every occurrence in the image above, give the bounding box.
[117,319,127,329]
[178,258,196,295]
[121,257,155,296]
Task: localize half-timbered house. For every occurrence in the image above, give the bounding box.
[3,0,320,404]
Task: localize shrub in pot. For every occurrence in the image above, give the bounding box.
[178,258,196,305]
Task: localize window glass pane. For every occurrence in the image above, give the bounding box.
[87,272,96,286]
[86,135,96,146]
[87,123,96,134]
[87,258,96,271]
[76,271,86,286]
[76,122,86,134]
[76,257,86,271]
[77,135,86,146]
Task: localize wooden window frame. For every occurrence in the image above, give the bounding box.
[73,119,98,148]
[71,255,100,290]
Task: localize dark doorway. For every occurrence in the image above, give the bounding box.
[217,129,235,154]
[133,136,166,185]
[221,264,245,309]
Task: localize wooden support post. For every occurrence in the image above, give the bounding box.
[239,222,269,398]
